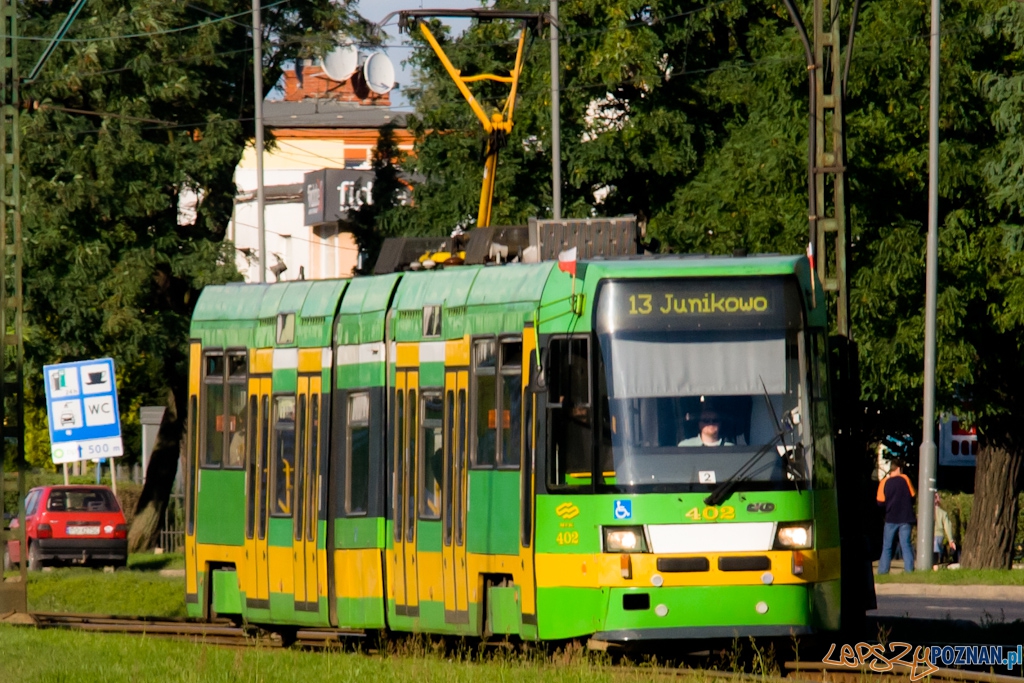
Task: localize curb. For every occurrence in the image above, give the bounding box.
[874,583,1024,600]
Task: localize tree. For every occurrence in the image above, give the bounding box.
[20,0,365,550]
[348,123,410,268]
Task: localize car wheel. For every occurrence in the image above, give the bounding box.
[27,542,42,571]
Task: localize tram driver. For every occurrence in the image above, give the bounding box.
[679,409,734,447]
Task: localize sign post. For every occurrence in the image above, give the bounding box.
[43,358,124,473]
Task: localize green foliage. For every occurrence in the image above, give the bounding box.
[873,567,1024,585]
[14,1,361,469]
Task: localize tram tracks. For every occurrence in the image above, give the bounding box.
[7,612,1023,683]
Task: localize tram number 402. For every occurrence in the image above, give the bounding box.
[685,506,735,521]
[556,531,580,545]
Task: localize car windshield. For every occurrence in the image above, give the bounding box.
[47,489,119,513]
[594,277,810,492]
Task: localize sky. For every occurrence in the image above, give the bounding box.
[356,0,485,109]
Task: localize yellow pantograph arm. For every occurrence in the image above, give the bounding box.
[501,28,528,130]
[418,22,493,132]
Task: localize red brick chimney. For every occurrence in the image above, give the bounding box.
[282,64,391,106]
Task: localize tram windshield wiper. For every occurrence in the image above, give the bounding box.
[704,378,798,507]
[703,431,786,507]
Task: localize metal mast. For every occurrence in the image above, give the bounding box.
[814,0,849,337]
[0,0,26,589]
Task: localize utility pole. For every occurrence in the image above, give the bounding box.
[550,0,561,220]
[0,0,26,593]
[916,0,940,574]
[253,0,266,283]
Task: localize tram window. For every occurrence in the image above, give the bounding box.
[456,389,467,547]
[294,394,307,539]
[406,389,418,541]
[473,339,497,467]
[500,340,523,468]
[225,384,247,469]
[347,392,370,515]
[443,390,455,545]
[245,395,258,539]
[271,395,296,517]
[521,367,535,548]
[277,313,295,345]
[186,395,198,535]
[307,394,319,541]
[203,353,225,468]
[420,392,443,520]
[258,395,269,539]
[547,337,593,489]
[423,305,442,338]
[394,389,405,541]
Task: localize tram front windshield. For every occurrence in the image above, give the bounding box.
[594,277,808,492]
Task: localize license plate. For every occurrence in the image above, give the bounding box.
[66,525,100,536]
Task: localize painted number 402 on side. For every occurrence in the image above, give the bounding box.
[556,531,579,545]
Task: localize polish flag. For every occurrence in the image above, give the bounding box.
[806,242,815,274]
[557,247,577,277]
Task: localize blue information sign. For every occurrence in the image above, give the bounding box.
[43,358,123,464]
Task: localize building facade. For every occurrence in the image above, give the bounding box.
[231,64,414,282]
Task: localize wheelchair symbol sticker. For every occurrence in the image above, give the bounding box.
[613,499,632,520]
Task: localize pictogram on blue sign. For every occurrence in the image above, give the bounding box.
[613,499,632,520]
[43,358,123,465]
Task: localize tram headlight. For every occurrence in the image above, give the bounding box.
[603,526,648,553]
[774,521,813,550]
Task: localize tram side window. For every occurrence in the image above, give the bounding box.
[203,353,225,467]
[394,390,405,541]
[307,394,319,541]
[443,390,455,545]
[225,353,247,468]
[547,337,593,488]
[406,389,417,542]
[500,340,523,468]
[271,395,297,517]
[473,340,497,467]
[346,392,370,515]
[420,392,443,520]
[245,395,258,539]
[258,395,270,540]
[294,394,307,540]
[186,395,198,535]
[521,350,536,548]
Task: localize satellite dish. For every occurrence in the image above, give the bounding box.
[363,52,395,95]
[322,42,359,81]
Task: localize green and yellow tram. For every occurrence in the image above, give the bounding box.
[184,253,854,641]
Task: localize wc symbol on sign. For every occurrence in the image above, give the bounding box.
[613,499,632,520]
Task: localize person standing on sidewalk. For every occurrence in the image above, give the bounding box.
[876,457,916,573]
[933,492,957,566]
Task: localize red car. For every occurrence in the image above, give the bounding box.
[3,485,128,570]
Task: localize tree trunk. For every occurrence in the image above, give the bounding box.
[961,436,1023,569]
[128,378,187,553]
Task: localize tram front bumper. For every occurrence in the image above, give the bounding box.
[591,584,822,642]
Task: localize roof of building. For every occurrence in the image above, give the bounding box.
[263,98,407,130]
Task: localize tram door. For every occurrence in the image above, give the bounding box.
[291,371,321,613]
[253,376,272,609]
[393,368,420,615]
[442,368,470,622]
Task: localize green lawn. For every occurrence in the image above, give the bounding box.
[0,626,724,683]
[18,567,185,617]
[874,568,1024,585]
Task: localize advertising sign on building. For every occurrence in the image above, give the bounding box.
[43,358,123,464]
[938,414,977,467]
[303,168,375,226]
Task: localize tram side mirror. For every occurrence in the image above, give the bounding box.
[530,349,547,393]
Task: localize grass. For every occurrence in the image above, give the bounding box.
[14,567,185,617]
[0,626,731,683]
[874,568,1024,585]
[128,552,184,571]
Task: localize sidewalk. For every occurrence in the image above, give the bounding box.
[872,559,1024,600]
